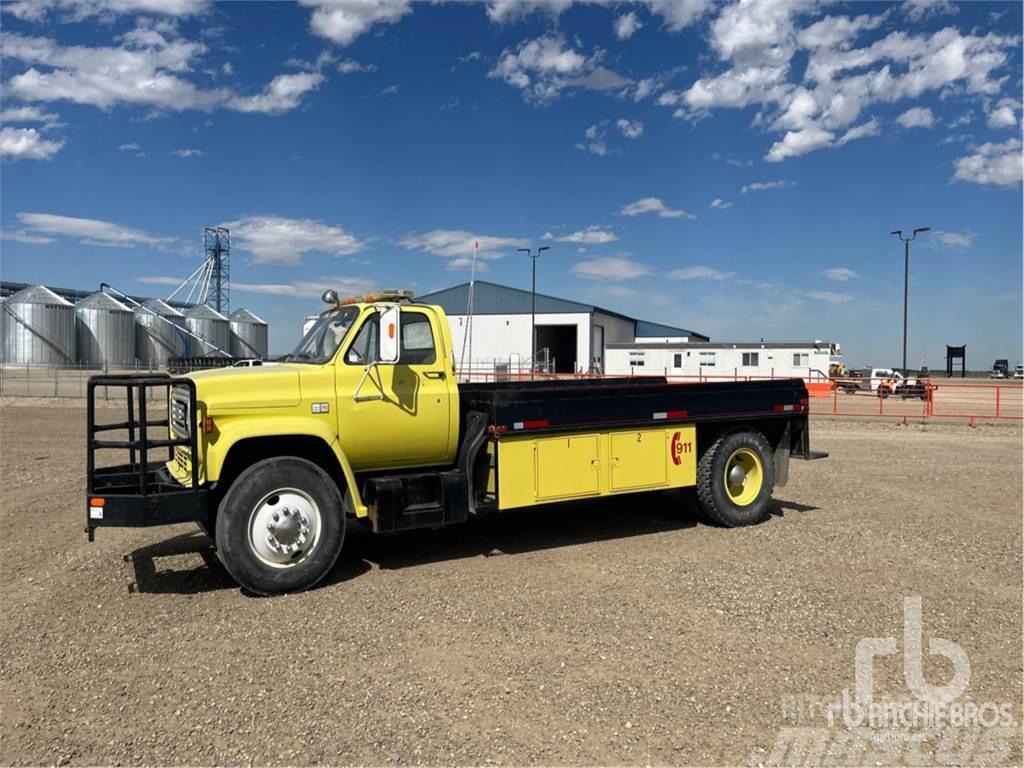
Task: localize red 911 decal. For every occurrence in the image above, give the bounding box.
[671,431,683,465]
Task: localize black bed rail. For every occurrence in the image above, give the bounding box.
[86,375,202,539]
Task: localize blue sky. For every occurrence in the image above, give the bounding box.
[1,0,1021,365]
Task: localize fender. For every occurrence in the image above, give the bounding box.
[204,416,368,517]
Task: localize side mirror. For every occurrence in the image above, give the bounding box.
[378,306,400,364]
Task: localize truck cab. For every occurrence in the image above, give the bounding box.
[86,290,825,596]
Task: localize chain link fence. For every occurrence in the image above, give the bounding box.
[0,362,167,400]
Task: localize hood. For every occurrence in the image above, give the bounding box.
[187,364,303,410]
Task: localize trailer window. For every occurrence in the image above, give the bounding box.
[699,351,716,367]
[742,352,759,366]
[629,351,645,367]
[793,352,809,367]
[673,353,682,369]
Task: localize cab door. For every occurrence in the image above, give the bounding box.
[335,307,453,471]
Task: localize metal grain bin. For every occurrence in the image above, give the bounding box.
[1,284,76,365]
[229,308,268,359]
[76,291,136,367]
[135,298,187,366]
[184,304,230,357]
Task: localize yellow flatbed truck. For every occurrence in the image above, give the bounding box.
[86,291,826,595]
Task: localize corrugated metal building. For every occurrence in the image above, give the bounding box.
[417,280,706,374]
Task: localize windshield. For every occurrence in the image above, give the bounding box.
[282,307,360,363]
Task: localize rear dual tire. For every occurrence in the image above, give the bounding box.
[215,457,346,596]
[696,430,774,527]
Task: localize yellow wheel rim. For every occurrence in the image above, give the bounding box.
[723,447,763,507]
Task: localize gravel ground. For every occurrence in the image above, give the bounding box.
[0,404,1021,766]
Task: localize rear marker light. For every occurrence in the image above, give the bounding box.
[653,410,688,420]
[203,417,214,433]
[89,498,105,520]
[513,419,550,430]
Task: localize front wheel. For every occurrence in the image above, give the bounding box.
[215,457,346,595]
[696,430,775,527]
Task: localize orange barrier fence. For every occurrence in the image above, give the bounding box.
[455,367,1023,426]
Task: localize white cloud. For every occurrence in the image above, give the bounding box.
[986,98,1020,129]
[337,59,377,74]
[710,198,733,209]
[835,117,881,146]
[659,6,1019,163]
[614,12,642,40]
[0,127,64,160]
[896,106,935,129]
[619,197,695,219]
[171,147,203,158]
[118,142,141,151]
[457,51,482,64]
[616,118,644,139]
[952,139,1023,187]
[228,72,324,114]
[669,266,734,280]
[379,84,400,96]
[543,226,617,245]
[223,215,364,266]
[902,0,958,23]
[765,126,834,162]
[572,256,651,281]
[489,34,628,102]
[15,212,173,247]
[399,229,528,270]
[741,180,793,193]
[822,267,859,281]
[804,289,852,304]
[0,229,55,244]
[931,231,975,249]
[2,0,207,21]
[484,0,708,31]
[299,0,412,46]
[235,276,375,299]
[0,105,58,123]
[2,28,322,116]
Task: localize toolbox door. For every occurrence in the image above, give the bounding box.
[535,434,601,501]
[609,429,668,492]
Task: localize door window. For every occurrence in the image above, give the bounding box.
[400,312,436,365]
[344,310,438,365]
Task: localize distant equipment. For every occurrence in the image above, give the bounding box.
[990,359,1009,379]
[165,226,231,314]
[945,345,966,378]
[184,304,231,357]
[0,284,76,365]
[75,291,135,367]
[229,308,268,359]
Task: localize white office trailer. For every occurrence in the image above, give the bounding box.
[416,281,706,376]
[604,340,840,380]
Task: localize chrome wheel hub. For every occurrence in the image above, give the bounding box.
[249,489,322,568]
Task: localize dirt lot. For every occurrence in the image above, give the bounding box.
[1,402,1021,766]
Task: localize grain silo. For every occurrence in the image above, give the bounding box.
[229,308,268,359]
[0,284,76,365]
[135,298,187,365]
[184,304,230,357]
[76,291,135,367]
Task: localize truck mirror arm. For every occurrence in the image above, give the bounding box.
[353,362,391,403]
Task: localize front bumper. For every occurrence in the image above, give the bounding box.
[88,462,210,530]
[86,374,209,540]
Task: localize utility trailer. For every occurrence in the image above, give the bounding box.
[86,292,827,595]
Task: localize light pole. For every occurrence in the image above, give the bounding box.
[890,227,930,375]
[519,245,551,377]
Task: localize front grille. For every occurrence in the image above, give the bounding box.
[171,386,191,437]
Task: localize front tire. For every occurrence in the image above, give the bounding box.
[696,430,774,527]
[215,457,346,595]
